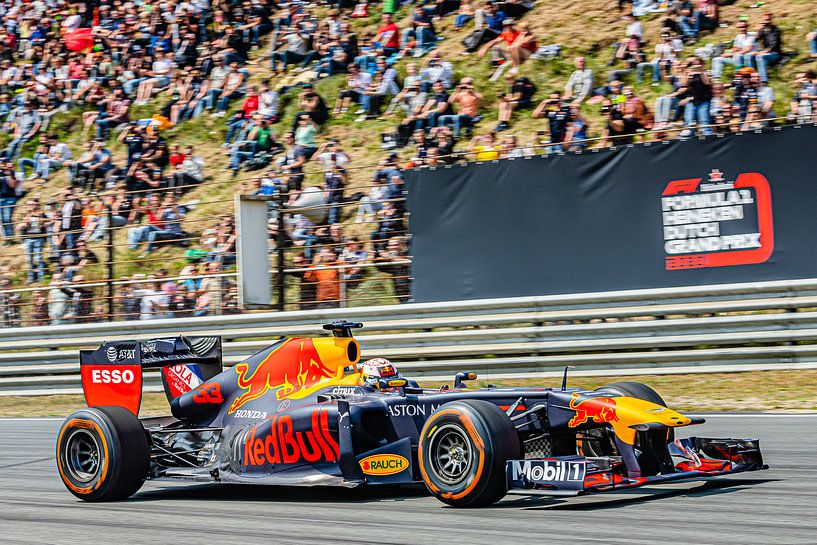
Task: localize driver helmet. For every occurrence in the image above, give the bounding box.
[360,358,401,386]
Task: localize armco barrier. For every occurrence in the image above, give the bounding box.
[3,278,817,395]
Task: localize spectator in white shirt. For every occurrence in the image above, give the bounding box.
[564,57,594,103]
[637,31,677,85]
[711,21,756,80]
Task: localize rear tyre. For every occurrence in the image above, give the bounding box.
[597,381,674,476]
[56,406,150,501]
[418,400,520,507]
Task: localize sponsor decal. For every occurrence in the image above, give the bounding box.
[233,409,268,420]
[508,459,586,483]
[104,345,137,363]
[242,408,340,467]
[567,393,619,428]
[230,339,336,413]
[105,346,118,362]
[90,368,135,384]
[359,454,409,476]
[192,382,223,404]
[80,364,142,415]
[277,399,291,413]
[661,170,774,270]
[330,387,363,396]
[387,403,441,418]
[164,363,203,397]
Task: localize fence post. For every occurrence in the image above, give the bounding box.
[106,204,114,320]
[276,192,286,311]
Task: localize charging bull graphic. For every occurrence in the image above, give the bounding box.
[568,393,620,428]
[229,339,336,413]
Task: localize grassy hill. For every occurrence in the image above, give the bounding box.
[2,0,815,304]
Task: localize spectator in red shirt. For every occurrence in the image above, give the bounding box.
[375,13,401,57]
[223,87,260,147]
[168,145,186,169]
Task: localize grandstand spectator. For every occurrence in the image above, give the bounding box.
[789,71,817,123]
[601,98,639,146]
[334,64,372,115]
[229,118,278,173]
[0,162,17,245]
[751,13,783,83]
[30,289,48,326]
[305,247,341,309]
[610,33,645,82]
[438,78,482,137]
[711,21,755,81]
[4,101,41,160]
[479,20,537,81]
[679,56,713,137]
[171,146,205,192]
[144,193,187,255]
[47,275,70,325]
[375,13,401,57]
[532,91,572,151]
[463,1,506,54]
[564,57,594,103]
[374,236,410,303]
[637,32,677,85]
[18,134,72,183]
[564,106,590,151]
[402,6,438,58]
[270,25,311,74]
[17,199,47,284]
[291,84,328,128]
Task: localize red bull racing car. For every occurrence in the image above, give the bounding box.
[56,322,767,506]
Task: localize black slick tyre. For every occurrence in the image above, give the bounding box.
[418,400,520,507]
[56,406,150,501]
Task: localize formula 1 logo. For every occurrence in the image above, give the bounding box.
[567,393,619,428]
[661,171,774,270]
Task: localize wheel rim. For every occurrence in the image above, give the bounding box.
[63,428,102,483]
[429,424,473,485]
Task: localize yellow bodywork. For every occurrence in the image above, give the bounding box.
[603,396,694,445]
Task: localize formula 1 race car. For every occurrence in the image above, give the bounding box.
[56,321,767,506]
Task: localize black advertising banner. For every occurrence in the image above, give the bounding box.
[406,124,817,303]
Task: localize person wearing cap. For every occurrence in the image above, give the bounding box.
[711,20,756,80]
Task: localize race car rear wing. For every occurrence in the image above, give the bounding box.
[79,336,223,415]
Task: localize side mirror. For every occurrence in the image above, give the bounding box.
[453,371,478,389]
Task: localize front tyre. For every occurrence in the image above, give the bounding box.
[56,406,150,501]
[418,400,520,507]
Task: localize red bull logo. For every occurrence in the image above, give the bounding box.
[229,339,336,413]
[242,408,339,467]
[568,392,620,428]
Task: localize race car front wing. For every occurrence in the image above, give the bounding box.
[506,437,768,497]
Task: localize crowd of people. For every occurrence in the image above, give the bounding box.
[0,0,816,326]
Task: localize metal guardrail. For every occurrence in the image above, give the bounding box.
[3,278,817,395]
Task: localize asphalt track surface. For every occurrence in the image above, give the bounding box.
[0,415,814,545]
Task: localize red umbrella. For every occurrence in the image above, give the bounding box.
[64,28,94,52]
